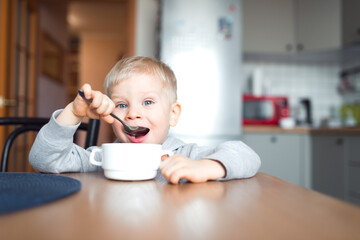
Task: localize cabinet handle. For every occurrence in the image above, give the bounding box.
[270,136,277,143]
[297,44,304,52]
[335,138,343,145]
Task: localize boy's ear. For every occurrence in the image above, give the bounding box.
[169,102,181,127]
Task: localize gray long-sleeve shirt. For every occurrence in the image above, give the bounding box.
[29,110,261,183]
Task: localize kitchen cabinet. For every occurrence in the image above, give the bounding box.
[345,136,360,206]
[242,0,295,53]
[342,0,360,46]
[243,126,360,206]
[242,133,311,188]
[312,134,360,205]
[295,0,340,52]
[312,135,345,200]
[243,0,360,54]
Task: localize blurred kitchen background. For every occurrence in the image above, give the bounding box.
[0,0,360,206]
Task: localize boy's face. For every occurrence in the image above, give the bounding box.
[110,73,181,144]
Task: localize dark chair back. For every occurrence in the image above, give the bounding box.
[0,117,100,172]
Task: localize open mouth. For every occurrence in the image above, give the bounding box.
[126,129,150,143]
[130,132,147,139]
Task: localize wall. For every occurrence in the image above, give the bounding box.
[243,62,339,126]
[37,2,68,117]
[79,33,125,92]
[135,0,159,57]
[77,0,159,143]
[78,33,125,143]
[36,0,161,143]
[243,57,360,126]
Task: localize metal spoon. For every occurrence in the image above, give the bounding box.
[78,90,150,136]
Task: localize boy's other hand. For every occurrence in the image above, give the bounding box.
[160,154,226,184]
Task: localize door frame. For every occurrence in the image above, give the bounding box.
[0,0,12,150]
[0,0,39,171]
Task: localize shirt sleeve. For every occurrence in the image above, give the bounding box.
[29,109,101,173]
[174,140,261,181]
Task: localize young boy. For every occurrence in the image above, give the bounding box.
[29,56,260,184]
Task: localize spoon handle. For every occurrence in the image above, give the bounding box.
[110,113,125,125]
[78,90,92,104]
[78,90,124,123]
[77,90,149,135]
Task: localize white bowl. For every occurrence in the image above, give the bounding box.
[279,117,295,129]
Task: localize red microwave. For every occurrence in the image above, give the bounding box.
[242,94,290,125]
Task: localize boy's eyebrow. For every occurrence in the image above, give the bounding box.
[111,91,162,99]
[110,95,125,100]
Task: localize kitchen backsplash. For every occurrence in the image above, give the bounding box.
[242,60,360,126]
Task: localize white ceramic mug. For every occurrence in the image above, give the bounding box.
[89,143,173,181]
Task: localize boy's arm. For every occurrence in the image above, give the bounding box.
[29,84,114,173]
[55,102,84,126]
[201,141,261,180]
[160,140,261,184]
[29,110,100,173]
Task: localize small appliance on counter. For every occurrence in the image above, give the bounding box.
[340,102,360,126]
[296,98,313,126]
[242,94,290,125]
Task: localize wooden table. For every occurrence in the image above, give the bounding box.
[1,172,360,240]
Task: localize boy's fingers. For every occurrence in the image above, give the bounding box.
[102,115,115,124]
[168,168,193,184]
[91,91,103,107]
[169,169,186,184]
[161,154,169,161]
[81,84,92,99]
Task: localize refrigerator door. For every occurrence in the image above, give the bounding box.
[161,0,242,145]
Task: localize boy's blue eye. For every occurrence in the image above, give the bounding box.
[144,100,153,106]
[117,103,128,109]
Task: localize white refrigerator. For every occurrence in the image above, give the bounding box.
[160,0,242,146]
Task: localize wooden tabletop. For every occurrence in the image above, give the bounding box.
[1,172,360,240]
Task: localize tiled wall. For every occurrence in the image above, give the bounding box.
[242,61,359,126]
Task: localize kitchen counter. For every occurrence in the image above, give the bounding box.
[243,125,360,135]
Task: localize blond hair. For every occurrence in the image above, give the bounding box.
[104,56,177,103]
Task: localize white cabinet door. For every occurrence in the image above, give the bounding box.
[312,135,345,200]
[242,0,295,53]
[242,133,307,186]
[243,0,343,53]
[295,0,341,52]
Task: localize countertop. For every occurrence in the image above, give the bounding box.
[243,125,360,135]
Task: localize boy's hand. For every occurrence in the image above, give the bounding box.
[160,154,226,184]
[56,84,115,126]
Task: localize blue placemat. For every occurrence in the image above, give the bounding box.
[0,173,81,215]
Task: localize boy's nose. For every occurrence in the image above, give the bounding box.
[125,107,142,120]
